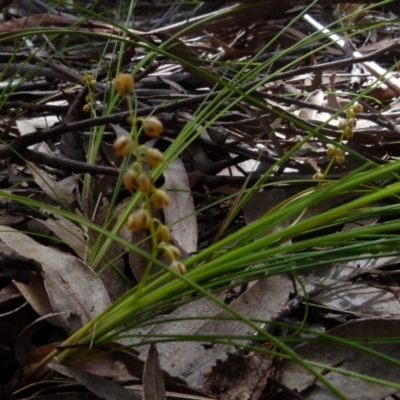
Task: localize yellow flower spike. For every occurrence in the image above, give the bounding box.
[170,260,186,275]
[152,189,171,209]
[343,126,354,139]
[113,135,133,157]
[82,104,91,113]
[335,155,345,164]
[145,148,164,168]
[127,209,151,232]
[115,73,134,96]
[352,103,363,113]
[137,173,153,193]
[123,169,139,190]
[327,146,337,157]
[156,225,171,243]
[89,80,97,88]
[143,116,163,138]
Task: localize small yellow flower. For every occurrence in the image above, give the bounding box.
[145,148,164,168]
[343,126,354,139]
[156,225,171,243]
[113,135,133,157]
[89,79,97,88]
[327,146,337,157]
[143,116,163,138]
[338,120,348,130]
[81,74,94,85]
[346,109,356,119]
[152,189,170,209]
[115,73,134,96]
[163,244,181,261]
[170,260,186,275]
[335,155,345,164]
[352,103,363,113]
[127,209,151,232]
[82,104,91,113]
[123,169,139,190]
[137,173,153,193]
[347,118,357,129]
[336,148,345,157]
[313,171,324,180]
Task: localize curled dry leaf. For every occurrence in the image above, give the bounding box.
[298,89,324,120]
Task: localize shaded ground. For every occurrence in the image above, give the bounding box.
[1,1,400,399]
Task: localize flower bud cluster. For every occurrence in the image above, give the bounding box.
[81,73,97,113]
[338,102,363,140]
[112,73,185,275]
[326,145,346,165]
[326,102,363,165]
[158,241,186,275]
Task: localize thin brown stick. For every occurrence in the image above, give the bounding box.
[21,148,120,176]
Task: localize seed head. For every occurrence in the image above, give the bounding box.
[114,135,133,157]
[347,118,357,129]
[81,74,94,85]
[313,171,324,180]
[170,260,186,275]
[156,225,171,243]
[127,209,151,232]
[145,148,164,168]
[143,116,163,138]
[338,120,348,130]
[123,169,139,190]
[115,73,134,96]
[343,126,354,139]
[82,104,91,113]
[335,155,345,164]
[137,173,153,193]
[352,103,363,113]
[346,109,356,119]
[152,189,170,209]
[163,244,181,261]
[327,145,337,157]
[336,148,345,157]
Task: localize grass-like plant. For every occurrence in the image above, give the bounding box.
[2,1,400,398]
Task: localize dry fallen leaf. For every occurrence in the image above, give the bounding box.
[143,344,167,400]
[49,364,140,400]
[0,225,110,334]
[27,164,76,206]
[135,275,293,392]
[279,319,400,400]
[161,157,197,254]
